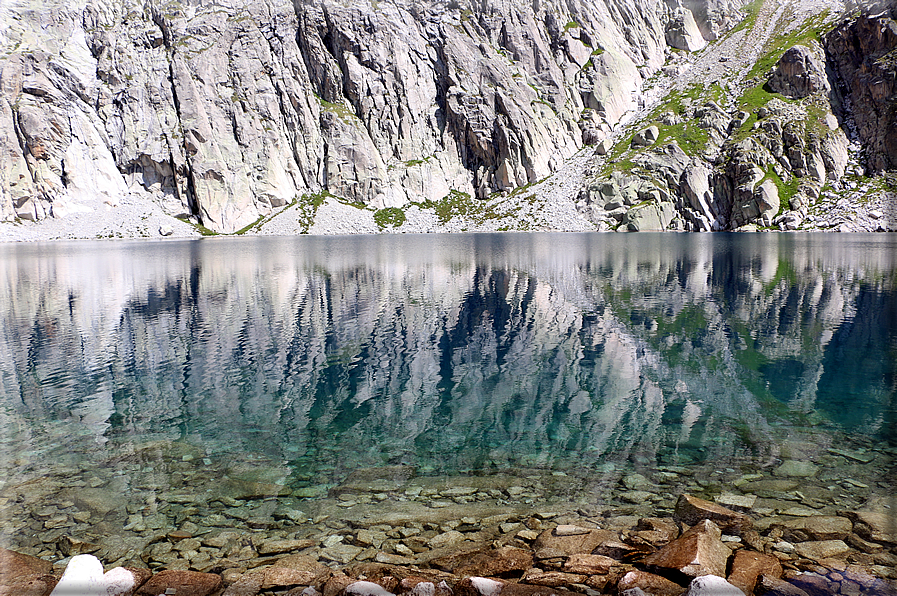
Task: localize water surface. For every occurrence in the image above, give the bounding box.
[0,233,894,557]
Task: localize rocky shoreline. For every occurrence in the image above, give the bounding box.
[2,484,896,596]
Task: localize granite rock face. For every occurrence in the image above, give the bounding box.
[825,10,897,172]
[0,0,714,233]
[768,44,831,99]
[0,0,894,236]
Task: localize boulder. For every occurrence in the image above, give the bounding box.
[432,546,532,577]
[135,570,222,596]
[793,540,851,562]
[683,575,744,596]
[757,575,811,596]
[632,126,660,147]
[563,554,616,574]
[768,44,831,99]
[788,573,841,595]
[666,7,708,52]
[773,460,819,478]
[520,570,587,587]
[843,510,897,544]
[727,550,783,594]
[617,571,686,596]
[674,494,752,534]
[0,548,53,578]
[643,519,730,578]
[781,516,853,541]
[0,548,58,596]
[533,527,618,556]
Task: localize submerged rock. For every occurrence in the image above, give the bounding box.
[643,519,731,578]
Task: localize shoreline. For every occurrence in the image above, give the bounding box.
[2,490,895,596]
[0,179,894,242]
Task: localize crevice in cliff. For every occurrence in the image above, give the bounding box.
[164,53,199,221]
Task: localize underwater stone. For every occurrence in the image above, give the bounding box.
[774,461,819,478]
[643,520,730,578]
[674,494,751,534]
[793,540,851,561]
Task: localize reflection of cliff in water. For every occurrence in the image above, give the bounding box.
[0,234,894,487]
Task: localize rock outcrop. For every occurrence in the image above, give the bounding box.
[825,10,897,172]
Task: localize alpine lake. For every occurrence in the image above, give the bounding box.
[0,232,894,583]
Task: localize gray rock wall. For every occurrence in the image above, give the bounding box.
[825,12,897,172]
[0,0,692,233]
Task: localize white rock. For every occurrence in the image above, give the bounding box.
[49,555,135,596]
[346,581,396,596]
[470,577,504,596]
[685,575,744,596]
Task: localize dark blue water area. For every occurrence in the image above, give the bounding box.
[0,232,895,493]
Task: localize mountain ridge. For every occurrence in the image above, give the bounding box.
[0,0,894,240]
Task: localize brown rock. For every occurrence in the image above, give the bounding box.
[727,550,783,595]
[324,573,355,596]
[222,574,263,596]
[277,554,333,581]
[57,536,101,556]
[617,570,686,596]
[846,533,884,554]
[262,567,318,589]
[432,546,532,576]
[135,570,222,596]
[168,530,194,542]
[500,584,586,596]
[643,519,730,578]
[345,564,455,587]
[782,516,852,541]
[0,549,56,596]
[0,548,53,579]
[0,573,57,596]
[674,494,751,535]
[843,511,897,544]
[125,567,153,590]
[636,518,680,540]
[533,527,618,556]
[793,540,851,562]
[757,574,811,596]
[563,554,616,575]
[259,539,317,555]
[520,570,587,587]
[592,540,635,560]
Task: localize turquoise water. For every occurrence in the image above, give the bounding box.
[0,233,894,549]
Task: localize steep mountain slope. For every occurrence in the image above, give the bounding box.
[0,0,893,239]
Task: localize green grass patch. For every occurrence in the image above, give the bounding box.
[374,207,406,229]
[655,122,711,156]
[293,190,331,233]
[234,215,265,235]
[747,9,832,79]
[763,169,799,215]
[175,215,218,236]
[563,20,580,31]
[316,96,358,123]
[414,189,505,225]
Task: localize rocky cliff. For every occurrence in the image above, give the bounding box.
[0,0,894,238]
